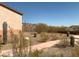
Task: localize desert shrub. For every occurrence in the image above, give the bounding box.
[49,33,67,41]
[61,39,69,47]
[50,51,64,57]
[0,36,2,44]
[30,49,43,57]
[0,37,2,54]
[50,34,59,40]
[38,32,49,42]
[18,31,28,56]
[0,43,1,55]
[51,52,64,57]
[48,26,67,33]
[39,48,65,57]
[35,23,48,33]
[57,38,69,48]
[70,47,79,56]
[11,31,28,57]
[12,34,19,56]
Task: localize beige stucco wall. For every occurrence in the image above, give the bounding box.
[0,6,22,35]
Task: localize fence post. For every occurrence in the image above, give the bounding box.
[67,31,70,37]
[70,36,75,47]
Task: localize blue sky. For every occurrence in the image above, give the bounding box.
[3,2,79,26]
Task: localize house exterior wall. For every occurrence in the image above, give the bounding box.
[0,6,22,36]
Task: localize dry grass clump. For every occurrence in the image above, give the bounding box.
[37,32,67,42]
[56,37,69,48]
[38,32,49,42]
[0,36,2,44]
[38,48,65,57]
[50,33,59,40]
[12,34,19,56]
[0,43,1,55]
[30,49,43,57]
[60,39,69,47]
[11,31,28,57]
[49,33,67,41]
[70,47,79,56]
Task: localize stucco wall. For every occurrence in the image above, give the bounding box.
[0,6,22,35]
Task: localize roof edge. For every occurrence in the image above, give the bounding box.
[0,4,23,15]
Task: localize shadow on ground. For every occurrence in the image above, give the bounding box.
[53,43,71,48]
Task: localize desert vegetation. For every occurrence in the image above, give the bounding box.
[29,49,43,57]
[23,23,79,34]
[37,32,49,42]
[11,31,28,56]
[0,23,79,57]
[22,23,79,57]
[70,47,79,56]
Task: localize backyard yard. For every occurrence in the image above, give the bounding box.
[0,32,79,57]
